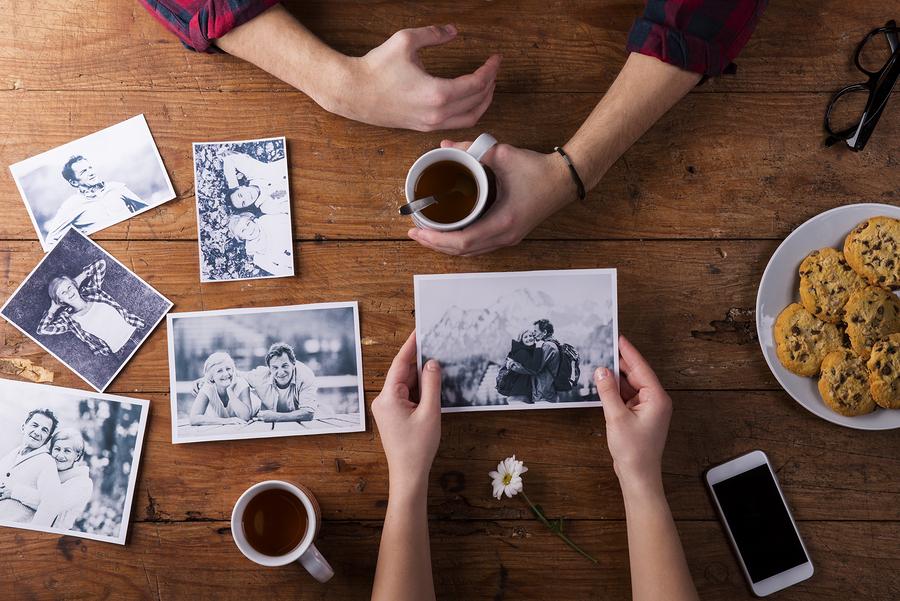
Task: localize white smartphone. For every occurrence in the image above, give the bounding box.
[705,450,814,597]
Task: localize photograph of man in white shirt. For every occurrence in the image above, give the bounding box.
[43,156,148,248]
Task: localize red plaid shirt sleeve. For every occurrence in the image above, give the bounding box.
[626,0,768,76]
[138,0,281,52]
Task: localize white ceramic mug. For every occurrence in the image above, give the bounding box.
[404,132,498,231]
[231,480,334,582]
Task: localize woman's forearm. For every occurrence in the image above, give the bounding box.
[620,478,699,601]
[213,5,352,115]
[372,481,435,601]
[565,52,701,191]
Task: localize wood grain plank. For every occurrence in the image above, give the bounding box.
[117,388,900,523]
[2,240,774,392]
[0,92,896,242]
[1,1,880,94]
[1,520,898,600]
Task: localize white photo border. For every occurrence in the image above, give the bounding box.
[0,228,174,392]
[413,268,619,414]
[9,115,176,252]
[166,301,366,444]
[0,378,150,546]
[191,136,295,283]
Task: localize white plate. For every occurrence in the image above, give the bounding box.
[756,203,900,430]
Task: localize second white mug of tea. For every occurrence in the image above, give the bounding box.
[404,133,497,232]
[231,480,334,582]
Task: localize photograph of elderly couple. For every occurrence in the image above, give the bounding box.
[167,302,365,443]
[0,228,172,392]
[192,137,294,282]
[9,114,176,251]
[0,379,148,545]
[415,269,618,413]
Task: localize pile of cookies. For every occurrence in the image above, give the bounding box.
[775,216,900,417]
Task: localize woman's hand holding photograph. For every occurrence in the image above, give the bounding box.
[372,331,442,495]
[594,335,673,492]
[594,335,698,601]
[371,331,441,601]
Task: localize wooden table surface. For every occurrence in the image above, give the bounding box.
[2,1,899,599]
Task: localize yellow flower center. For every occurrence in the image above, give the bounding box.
[502,473,513,485]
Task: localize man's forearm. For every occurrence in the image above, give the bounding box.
[214,5,350,113]
[621,478,699,601]
[372,482,435,601]
[264,409,314,422]
[564,52,701,191]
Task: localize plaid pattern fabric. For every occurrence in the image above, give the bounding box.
[36,260,145,356]
[137,0,280,52]
[627,0,768,76]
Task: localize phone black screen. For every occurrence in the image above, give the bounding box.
[712,464,808,583]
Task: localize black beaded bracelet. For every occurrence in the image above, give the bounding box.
[553,146,586,201]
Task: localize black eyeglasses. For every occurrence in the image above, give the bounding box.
[824,20,899,151]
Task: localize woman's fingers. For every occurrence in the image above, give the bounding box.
[618,335,662,390]
[385,330,417,388]
[417,359,443,414]
[594,367,628,419]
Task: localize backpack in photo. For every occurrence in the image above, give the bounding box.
[553,342,581,391]
[496,364,516,396]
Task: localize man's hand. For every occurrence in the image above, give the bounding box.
[408,141,577,255]
[256,410,279,422]
[372,331,442,494]
[338,25,500,131]
[593,335,673,491]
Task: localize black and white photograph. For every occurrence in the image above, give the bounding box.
[192,137,294,282]
[0,228,172,392]
[9,115,176,251]
[167,302,365,443]
[0,378,149,545]
[414,269,619,413]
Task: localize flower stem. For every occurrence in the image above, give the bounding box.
[520,491,598,565]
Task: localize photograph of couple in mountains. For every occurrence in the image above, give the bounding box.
[415,269,618,413]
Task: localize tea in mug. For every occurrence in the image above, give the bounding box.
[242,488,307,556]
[414,160,479,224]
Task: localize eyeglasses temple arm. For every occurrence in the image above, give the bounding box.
[885,20,899,53]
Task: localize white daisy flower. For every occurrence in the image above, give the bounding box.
[489,455,528,500]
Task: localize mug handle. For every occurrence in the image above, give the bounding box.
[466,133,498,162]
[297,543,334,583]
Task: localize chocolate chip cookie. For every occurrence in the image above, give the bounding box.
[867,333,900,409]
[844,286,900,360]
[774,303,844,376]
[798,247,866,323]
[843,216,900,289]
[818,350,878,416]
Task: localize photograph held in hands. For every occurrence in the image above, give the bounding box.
[0,228,172,392]
[192,137,294,282]
[414,269,618,412]
[167,302,365,443]
[0,378,149,545]
[9,114,176,251]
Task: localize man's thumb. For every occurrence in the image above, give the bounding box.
[418,359,443,412]
[594,368,627,417]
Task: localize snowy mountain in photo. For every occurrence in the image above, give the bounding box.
[422,287,614,363]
